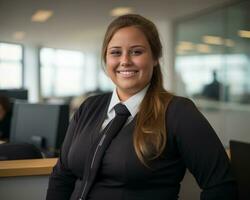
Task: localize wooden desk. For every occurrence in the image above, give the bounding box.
[0,158,57,177]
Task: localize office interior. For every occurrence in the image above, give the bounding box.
[0,0,249,199]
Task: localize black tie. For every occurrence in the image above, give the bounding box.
[79,103,130,200]
[109,103,131,132]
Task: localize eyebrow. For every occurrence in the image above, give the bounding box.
[107,45,146,50]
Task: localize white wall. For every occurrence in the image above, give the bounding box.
[155,20,175,92]
[201,106,250,146]
[23,45,40,102]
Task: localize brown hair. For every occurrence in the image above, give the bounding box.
[102,14,173,165]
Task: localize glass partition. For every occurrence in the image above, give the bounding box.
[175,1,250,104]
[174,0,250,146]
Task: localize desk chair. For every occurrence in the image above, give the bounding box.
[230,140,250,200]
[0,143,43,161]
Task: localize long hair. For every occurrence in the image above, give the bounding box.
[102,14,173,165]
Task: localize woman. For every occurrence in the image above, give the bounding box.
[46,14,237,200]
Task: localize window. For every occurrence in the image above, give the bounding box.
[41,48,88,97]
[0,43,23,88]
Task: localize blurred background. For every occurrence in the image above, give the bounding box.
[0,0,249,152]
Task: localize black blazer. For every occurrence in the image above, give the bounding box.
[46,93,237,200]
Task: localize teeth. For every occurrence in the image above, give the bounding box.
[119,71,137,75]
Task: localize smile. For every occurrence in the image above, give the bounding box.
[116,70,139,77]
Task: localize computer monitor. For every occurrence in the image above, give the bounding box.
[0,89,28,101]
[10,102,69,157]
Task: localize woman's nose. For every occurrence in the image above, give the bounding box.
[120,53,132,66]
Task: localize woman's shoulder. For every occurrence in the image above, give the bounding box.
[85,92,112,103]
[167,95,198,117]
[73,92,112,119]
[79,92,112,110]
[169,95,195,108]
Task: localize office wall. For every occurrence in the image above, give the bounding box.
[23,45,40,102]
[155,20,176,92]
[202,105,250,146]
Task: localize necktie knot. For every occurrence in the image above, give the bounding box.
[114,103,130,116]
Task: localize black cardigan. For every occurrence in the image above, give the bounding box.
[46,93,237,200]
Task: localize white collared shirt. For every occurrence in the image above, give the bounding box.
[101,85,149,130]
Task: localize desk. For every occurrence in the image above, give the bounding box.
[0,158,57,177]
[0,158,57,200]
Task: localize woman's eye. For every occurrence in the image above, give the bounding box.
[130,49,143,55]
[110,50,121,56]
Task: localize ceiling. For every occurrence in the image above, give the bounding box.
[0,0,236,52]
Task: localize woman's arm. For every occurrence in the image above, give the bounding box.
[173,97,238,200]
[46,157,77,200]
[46,99,89,200]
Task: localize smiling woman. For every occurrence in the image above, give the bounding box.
[46,14,237,200]
[105,26,156,101]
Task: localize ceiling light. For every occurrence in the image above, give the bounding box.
[177,41,194,51]
[31,10,53,22]
[196,44,211,53]
[13,31,26,40]
[110,7,133,17]
[202,35,223,45]
[238,30,250,38]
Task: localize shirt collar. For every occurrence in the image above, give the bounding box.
[107,85,149,118]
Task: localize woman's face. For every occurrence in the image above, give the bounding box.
[106,26,157,101]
